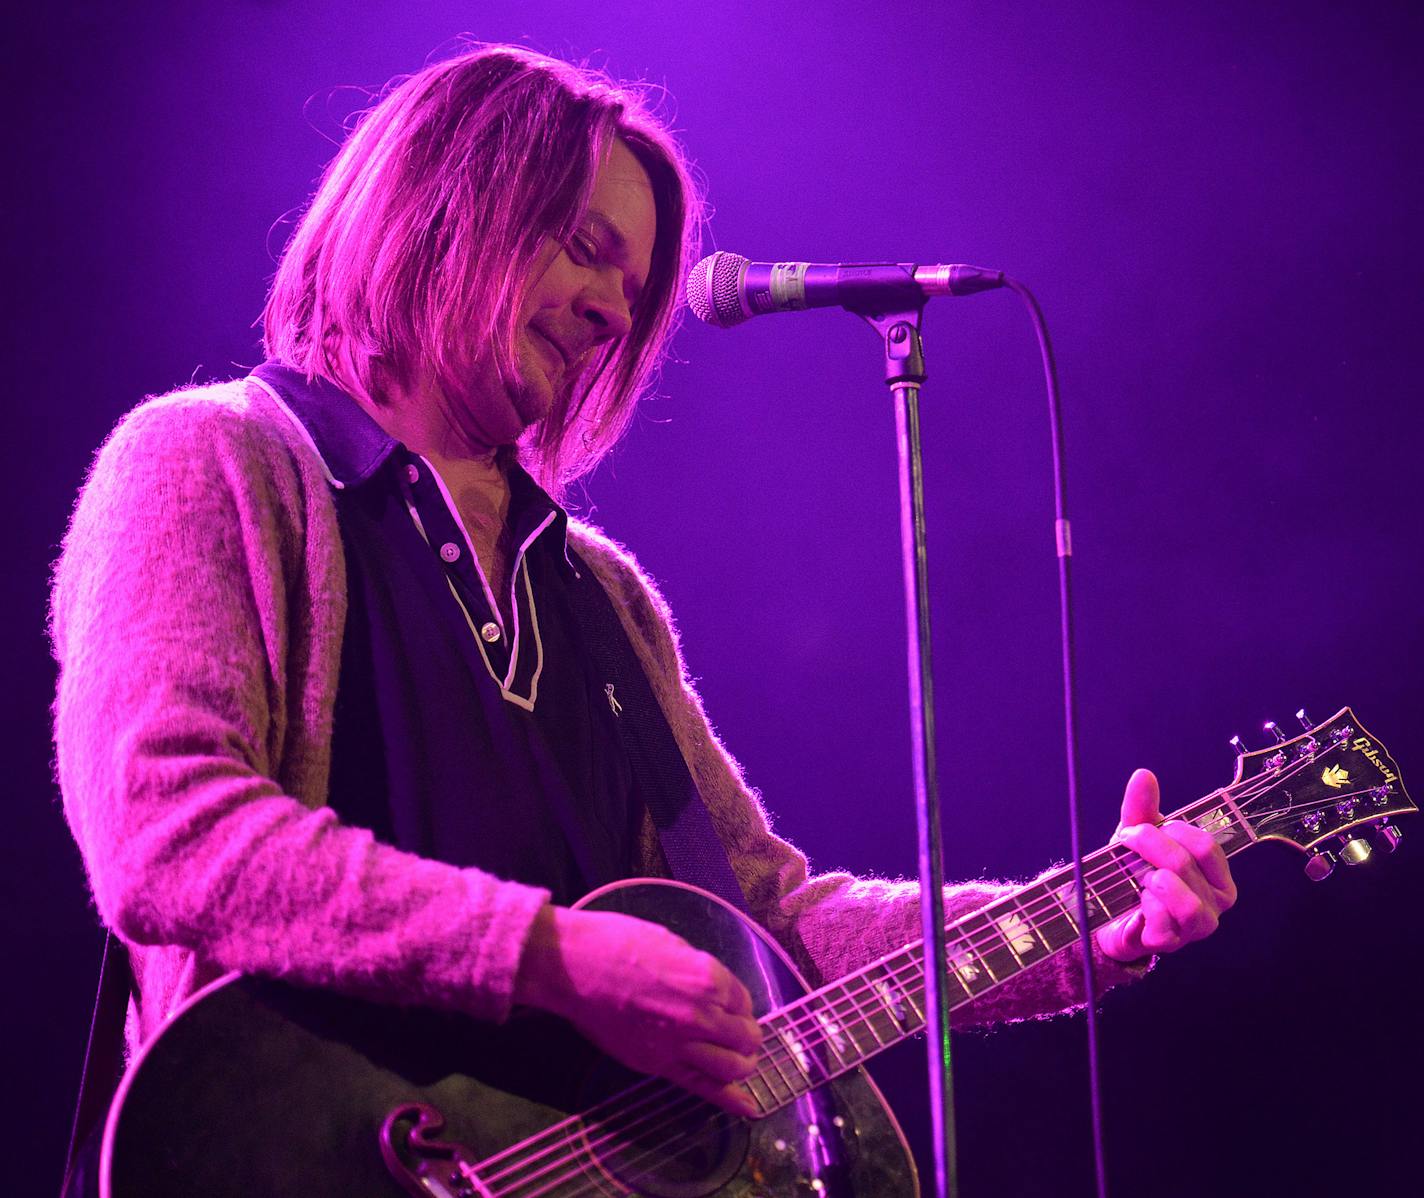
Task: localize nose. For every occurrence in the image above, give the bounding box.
[576,270,635,344]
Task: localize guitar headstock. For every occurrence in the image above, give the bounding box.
[1222,708,1414,879]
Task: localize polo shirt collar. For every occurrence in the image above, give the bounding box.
[249,360,574,570]
[248,361,398,489]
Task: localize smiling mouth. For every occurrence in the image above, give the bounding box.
[530,328,569,372]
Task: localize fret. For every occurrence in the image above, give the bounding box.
[1021,879,1079,951]
[769,1015,826,1089]
[1094,848,1145,919]
[1050,871,1109,930]
[891,961,927,1025]
[938,961,976,1011]
[963,912,1022,984]
[842,1009,886,1060]
[1117,846,1150,887]
[829,979,889,1060]
[809,989,855,1070]
[1045,880,1080,933]
[1179,794,1255,856]
[851,974,895,1049]
[759,1054,800,1104]
[994,893,1055,967]
[1110,847,1148,897]
[990,913,1026,967]
[1082,867,1113,922]
[869,960,919,1036]
[944,927,1000,995]
[744,1071,780,1115]
[756,1036,803,1104]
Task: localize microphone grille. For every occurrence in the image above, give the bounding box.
[685,251,750,328]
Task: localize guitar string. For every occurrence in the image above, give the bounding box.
[475,766,1305,1196]
[504,893,1147,1198]
[475,870,1128,1198]
[471,839,1153,1195]
[1231,784,1388,818]
[477,758,1330,1198]
[485,864,1152,1198]
[502,856,1135,1198]
[476,760,1331,1195]
[475,829,1207,1198]
[487,769,1332,1196]
[507,753,1388,1197]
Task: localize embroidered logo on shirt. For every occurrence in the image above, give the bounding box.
[605,683,623,716]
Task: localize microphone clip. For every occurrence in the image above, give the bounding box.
[861,307,927,387]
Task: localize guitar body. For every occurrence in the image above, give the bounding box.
[98,879,918,1197]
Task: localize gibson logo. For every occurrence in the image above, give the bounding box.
[1351,736,1398,786]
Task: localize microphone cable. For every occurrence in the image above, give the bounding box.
[1003,274,1110,1198]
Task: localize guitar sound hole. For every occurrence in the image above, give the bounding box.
[586,1099,749,1198]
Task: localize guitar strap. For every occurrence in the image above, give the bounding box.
[61,930,131,1197]
[566,546,750,914]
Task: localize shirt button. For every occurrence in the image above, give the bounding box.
[405,463,420,484]
[440,542,461,562]
[480,622,502,643]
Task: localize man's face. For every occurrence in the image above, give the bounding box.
[456,138,657,452]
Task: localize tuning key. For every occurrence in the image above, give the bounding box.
[1229,734,1248,757]
[1340,836,1373,866]
[1304,849,1337,881]
[1265,720,1288,744]
[1291,709,1321,756]
[1375,823,1403,853]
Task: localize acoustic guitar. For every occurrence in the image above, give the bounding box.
[91,708,1412,1197]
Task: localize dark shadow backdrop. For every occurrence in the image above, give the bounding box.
[9,2,1421,1195]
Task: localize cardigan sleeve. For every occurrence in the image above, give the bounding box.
[51,389,549,1027]
[575,527,1150,1026]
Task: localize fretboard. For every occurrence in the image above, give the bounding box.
[742,790,1255,1115]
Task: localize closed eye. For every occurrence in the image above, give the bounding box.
[566,232,599,263]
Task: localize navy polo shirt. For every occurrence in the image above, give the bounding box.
[249,363,640,905]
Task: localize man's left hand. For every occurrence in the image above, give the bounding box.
[1096,768,1238,962]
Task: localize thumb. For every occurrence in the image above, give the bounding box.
[1118,767,1161,833]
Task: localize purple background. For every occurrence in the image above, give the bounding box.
[10,2,1421,1194]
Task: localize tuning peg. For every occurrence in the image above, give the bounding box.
[1375,823,1403,853]
[1340,836,1373,866]
[1304,849,1337,881]
[1229,734,1248,757]
[1265,720,1288,744]
[1295,707,1313,731]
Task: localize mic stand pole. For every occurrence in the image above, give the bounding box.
[862,306,959,1198]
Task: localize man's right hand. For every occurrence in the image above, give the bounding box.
[513,905,764,1116]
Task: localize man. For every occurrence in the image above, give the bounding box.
[51,44,1234,1130]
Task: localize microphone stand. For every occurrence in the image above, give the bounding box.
[860,305,960,1198]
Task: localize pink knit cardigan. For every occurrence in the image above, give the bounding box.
[51,380,1144,1054]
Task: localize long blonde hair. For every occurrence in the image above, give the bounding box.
[262,44,702,493]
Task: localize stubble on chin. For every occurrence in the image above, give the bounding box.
[511,338,570,429]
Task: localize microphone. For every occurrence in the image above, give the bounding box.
[685,251,1005,328]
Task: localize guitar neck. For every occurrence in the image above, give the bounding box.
[743,791,1256,1113]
